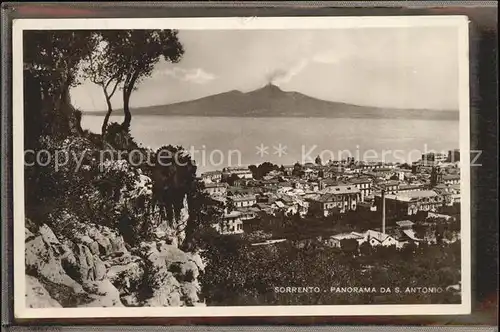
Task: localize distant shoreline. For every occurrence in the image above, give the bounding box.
[82,112,459,121]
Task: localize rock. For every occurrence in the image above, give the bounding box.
[94,225,128,256]
[143,271,181,307]
[71,223,128,258]
[135,240,204,307]
[87,226,112,255]
[180,280,201,305]
[79,279,124,307]
[105,253,142,267]
[39,224,60,245]
[25,218,40,233]
[180,261,199,281]
[105,254,144,294]
[78,235,100,256]
[94,256,107,281]
[157,241,189,263]
[154,196,189,246]
[190,252,205,272]
[121,294,140,307]
[25,233,84,295]
[74,244,94,282]
[25,220,203,308]
[25,275,62,308]
[141,241,190,272]
[106,232,128,255]
[25,228,35,242]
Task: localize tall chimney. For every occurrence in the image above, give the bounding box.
[381,189,386,234]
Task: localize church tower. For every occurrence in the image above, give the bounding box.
[430,166,443,187]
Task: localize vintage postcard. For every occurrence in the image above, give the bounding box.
[13,16,471,319]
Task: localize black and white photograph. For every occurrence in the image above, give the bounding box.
[13,16,471,318]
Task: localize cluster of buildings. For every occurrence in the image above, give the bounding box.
[200,149,461,238]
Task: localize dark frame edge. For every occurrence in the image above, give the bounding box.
[1,1,14,329]
[1,1,498,329]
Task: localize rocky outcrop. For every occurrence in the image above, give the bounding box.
[25,221,204,308]
[25,275,62,308]
[119,240,205,307]
[25,224,85,296]
[154,196,190,247]
[25,222,125,308]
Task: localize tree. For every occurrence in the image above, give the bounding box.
[249,162,279,180]
[315,155,322,166]
[340,238,359,256]
[248,165,258,178]
[24,31,97,137]
[101,30,184,130]
[226,174,240,186]
[359,241,372,256]
[401,163,411,170]
[292,162,304,177]
[83,33,125,137]
[183,185,225,251]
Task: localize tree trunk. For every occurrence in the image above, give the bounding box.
[122,88,132,131]
[121,72,139,131]
[101,93,113,137]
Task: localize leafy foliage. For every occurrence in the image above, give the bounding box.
[201,237,461,306]
[292,162,305,177]
[24,31,97,139]
[248,162,280,180]
[24,31,96,95]
[99,30,184,129]
[82,33,124,136]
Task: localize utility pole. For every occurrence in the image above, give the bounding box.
[381,188,386,234]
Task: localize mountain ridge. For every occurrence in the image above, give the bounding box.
[83,84,459,121]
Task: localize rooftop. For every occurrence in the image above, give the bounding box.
[237,207,261,213]
[396,220,415,227]
[374,167,394,172]
[383,190,438,201]
[229,195,257,201]
[402,229,422,241]
[348,177,372,184]
[204,182,228,188]
[443,174,461,180]
[364,230,391,243]
[399,184,424,190]
[224,211,242,218]
[201,170,222,176]
[225,166,250,171]
[321,185,360,195]
[330,232,364,240]
[381,180,400,186]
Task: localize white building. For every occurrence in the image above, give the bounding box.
[224,167,254,179]
[229,194,257,208]
[212,211,244,235]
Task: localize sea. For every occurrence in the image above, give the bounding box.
[81,115,459,173]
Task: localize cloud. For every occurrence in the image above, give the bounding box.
[266,49,347,85]
[160,67,216,84]
[267,59,309,85]
[312,49,347,64]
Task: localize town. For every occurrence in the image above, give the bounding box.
[200,149,461,250]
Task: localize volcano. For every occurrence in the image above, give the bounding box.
[86,83,458,120]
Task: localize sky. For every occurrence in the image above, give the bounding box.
[71,26,460,112]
